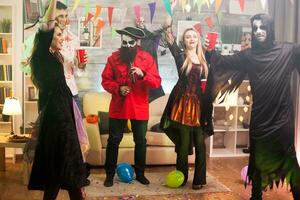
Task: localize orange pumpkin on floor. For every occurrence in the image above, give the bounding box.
[86,114,98,124]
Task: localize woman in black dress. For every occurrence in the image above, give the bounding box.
[28,0,87,199]
[160,3,213,189]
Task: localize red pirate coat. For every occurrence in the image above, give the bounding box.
[101,47,161,120]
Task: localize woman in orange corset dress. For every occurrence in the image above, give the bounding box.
[160,23,214,189]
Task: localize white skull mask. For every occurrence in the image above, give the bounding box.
[121,35,137,48]
[252,19,267,43]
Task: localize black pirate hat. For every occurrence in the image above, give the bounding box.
[116,27,145,39]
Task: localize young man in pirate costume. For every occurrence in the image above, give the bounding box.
[101,26,161,187]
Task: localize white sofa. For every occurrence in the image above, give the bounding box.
[82,92,195,166]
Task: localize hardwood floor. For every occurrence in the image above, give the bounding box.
[0,156,294,200]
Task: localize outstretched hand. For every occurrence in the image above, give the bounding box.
[204,35,211,52]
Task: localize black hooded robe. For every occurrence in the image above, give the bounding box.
[140,28,165,102]
[28,28,87,190]
[207,13,300,190]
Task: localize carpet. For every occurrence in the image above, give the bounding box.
[85,172,230,198]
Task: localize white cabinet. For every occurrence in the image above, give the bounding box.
[209,80,252,157]
[0,1,23,135]
[0,0,23,160]
[22,22,39,133]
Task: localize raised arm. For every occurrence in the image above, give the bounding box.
[41,0,57,31]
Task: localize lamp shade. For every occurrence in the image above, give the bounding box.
[3,97,22,115]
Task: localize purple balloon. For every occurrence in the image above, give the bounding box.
[240,165,248,182]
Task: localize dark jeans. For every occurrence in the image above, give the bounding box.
[176,126,206,185]
[43,185,83,200]
[104,118,148,176]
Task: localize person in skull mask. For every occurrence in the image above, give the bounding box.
[205,13,300,199]
[101,26,161,187]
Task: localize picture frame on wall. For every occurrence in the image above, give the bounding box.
[27,86,37,101]
[78,17,102,49]
[23,0,43,24]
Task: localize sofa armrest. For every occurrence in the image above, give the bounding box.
[83,118,103,166]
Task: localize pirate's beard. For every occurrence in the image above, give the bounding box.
[119,46,138,64]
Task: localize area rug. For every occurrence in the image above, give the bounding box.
[85,172,230,198]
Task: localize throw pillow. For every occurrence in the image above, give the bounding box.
[150,123,164,133]
[98,111,132,134]
[98,111,109,135]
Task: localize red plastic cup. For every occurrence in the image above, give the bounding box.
[76,49,87,65]
[201,79,207,93]
[207,32,218,50]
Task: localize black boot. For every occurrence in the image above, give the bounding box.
[136,173,150,185]
[104,174,114,187]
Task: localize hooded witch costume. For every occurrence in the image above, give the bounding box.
[206,13,300,199]
[28,27,88,194]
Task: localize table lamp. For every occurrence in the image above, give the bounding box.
[2,97,22,135]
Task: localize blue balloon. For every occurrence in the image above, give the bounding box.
[116,163,134,183]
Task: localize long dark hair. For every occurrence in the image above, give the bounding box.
[30,28,55,90]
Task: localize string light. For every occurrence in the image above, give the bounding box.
[245,95,250,102]
[247,85,251,92]
[243,106,248,113]
[239,116,244,122]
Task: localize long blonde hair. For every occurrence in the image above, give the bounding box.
[181,28,208,78]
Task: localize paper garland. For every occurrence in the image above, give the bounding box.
[239,0,245,12]
[108,7,114,27]
[83,0,91,16]
[93,5,102,22]
[96,20,105,35]
[215,0,222,13]
[163,0,173,16]
[204,16,214,29]
[83,12,94,26]
[134,5,141,21]
[148,2,156,24]
[71,0,81,13]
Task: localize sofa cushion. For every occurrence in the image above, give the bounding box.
[98,111,131,135]
[101,133,135,148]
[98,111,109,134]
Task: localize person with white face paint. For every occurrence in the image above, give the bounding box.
[101,26,161,187]
[205,13,300,199]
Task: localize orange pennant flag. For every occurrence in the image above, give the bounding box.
[215,0,222,13]
[96,20,105,35]
[93,5,102,22]
[239,0,245,12]
[108,7,114,27]
[204,16,214,29]
[83,12,94,27]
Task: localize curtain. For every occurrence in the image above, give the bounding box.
[269,0,300,161]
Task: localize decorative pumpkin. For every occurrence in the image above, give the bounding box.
[86,114,99,124]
